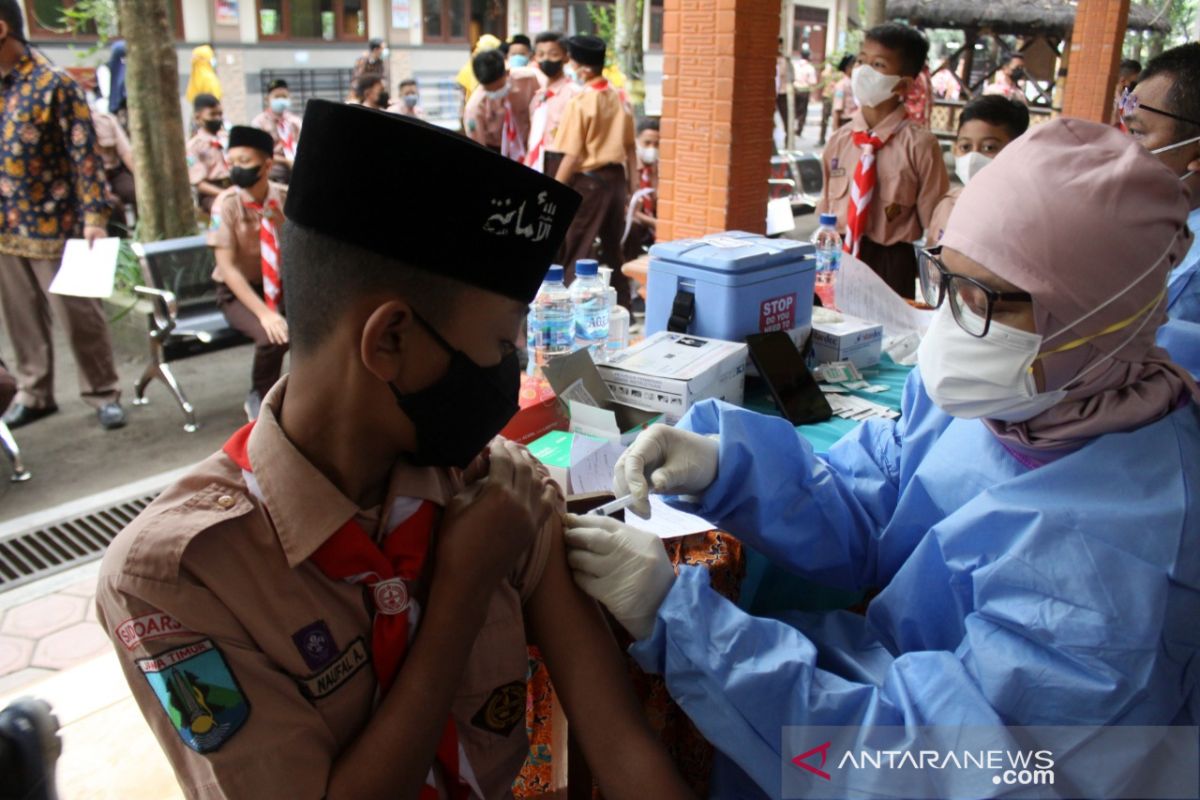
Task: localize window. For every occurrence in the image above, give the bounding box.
[423,0,468,43]
[257,0,367,41]
[550,0,612,37]
[648,0,662,49]
[24,0,183,38]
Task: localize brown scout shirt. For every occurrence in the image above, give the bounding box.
[249,109,303,163]
[92,109,133,172]
[95,378,553,799]
[816,105,949,247]
[927,184,963,245]
[552,79,635,173]
[463,69,541,151]
[186,128,231,187]
[206,182,288,285]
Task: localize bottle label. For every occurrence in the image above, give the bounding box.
[815,246,842,272]
[759,292,796,333]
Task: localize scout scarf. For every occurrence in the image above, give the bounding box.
[276,117,297,162]
[223,424,474,799]
[243,198,282,312]
[524,89,555,172]
[500,97,526,163]
[843,129,886,258]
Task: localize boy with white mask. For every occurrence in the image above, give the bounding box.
[928,95,1029,243]
[817,23,948,298]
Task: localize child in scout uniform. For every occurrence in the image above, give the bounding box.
[186,93,231,217]
[463,48,539,161]
[525,31,578,177]
[817,23,949,299]
[553,34,637,306]
[97,102,693,800]
[928,95,1029,244]
[207,126,289,422]
[250,78,302,184]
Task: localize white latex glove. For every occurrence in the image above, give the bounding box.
[612,423,719,518]
[564,514,676,641]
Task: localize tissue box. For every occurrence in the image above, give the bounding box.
[499,373,568,445]
[596,332,748,424]
[811,314,884,369]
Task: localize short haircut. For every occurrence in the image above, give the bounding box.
[355,74,382,96]
[1007,52,1026,62]
[637,117,659,135]
[193,93,220,112]
[837,52,856,74]
[499,41,510,56]
[280,221,463,355]
[0,0,26,41]
[1140,43,1200,136]
[959,95,1030,140]
[510,33,531,49]
[368,37,383,49]
[864,23,929,78]
[1120,58,1142,76]
[399,78,418,89]
[267,78,289,93]
[534,31,564,46]
[473,49,506,85]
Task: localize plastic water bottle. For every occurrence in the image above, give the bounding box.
[811,213,843,308]
[599,266,631,358]
[527,264,574,374]
[570,259,609,361]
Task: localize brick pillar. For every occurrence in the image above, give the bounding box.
[657,0,777,241]
[1062,0,1130,122]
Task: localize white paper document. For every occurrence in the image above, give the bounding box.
[835,253,933,337]
[625,496,715,540]
[568,435,625,495]
[49,238,121,298]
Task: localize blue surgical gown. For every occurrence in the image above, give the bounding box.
[630,371,1200,798]
[1166,207,1200,324]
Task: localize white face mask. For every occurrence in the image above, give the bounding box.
[918,305,1064,422]
[851,64,902,109]
[955,151,992,185]
[638,146,658,165]
[1150,134,1200,182]
[485,82,510,101]
[917,235,1176,422]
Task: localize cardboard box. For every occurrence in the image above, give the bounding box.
[542,349,663,445]
[528,430,625,496]
[528,430,572,490]
[499,372,568,445]
[811,314,883,369]
[596,332,748,424]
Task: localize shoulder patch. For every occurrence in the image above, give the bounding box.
[138,639,250,754]
[115,611,192,651]
[470,680,525,737]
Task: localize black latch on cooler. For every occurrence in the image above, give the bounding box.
[667,288,695,333]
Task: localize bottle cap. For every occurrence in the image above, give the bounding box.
[575,259,599,276]
[545,264,564,282]
[819,213,838,227]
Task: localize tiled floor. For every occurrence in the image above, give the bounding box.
[0,574,110,682]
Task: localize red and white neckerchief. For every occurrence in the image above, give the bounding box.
[276,116,297,162]
[243,197,282,311]
[638,165,655,215]
[843,129,887,258]
[223,424,482,800]
[524,89,555,172]
[500,96,526,163]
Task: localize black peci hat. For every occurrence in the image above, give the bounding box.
[566,34,605,68]
[285,100,581,304]
[227,125,274,155]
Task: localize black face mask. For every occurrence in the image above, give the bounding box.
[229,164,264,188]
[203,118,224,134]
[1010,67,1026,81]
[539,59,563,78]
[390,312,520,470]
[376,91,390,108]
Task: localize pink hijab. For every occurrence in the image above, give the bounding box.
[940,117,1199,453]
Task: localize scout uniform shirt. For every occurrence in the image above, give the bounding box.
[206,182,288,286]
[91,108,133,173]
[816,104,948,247]
[249,109,303,165]
[927,184,963,244]
[186,127,231,189]
[528,75,579,162]
[95,378,554,799]
[553,78,635,172]
[463,69,541,152]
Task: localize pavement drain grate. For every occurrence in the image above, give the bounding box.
[0,494,158,591]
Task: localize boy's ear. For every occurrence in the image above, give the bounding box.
[359,299,414,383]
[894,75,914,98]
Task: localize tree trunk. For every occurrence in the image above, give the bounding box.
[1147,31,1165,59]
[614,0,645,112]
[865,0,887,28]
[116,0,195,241]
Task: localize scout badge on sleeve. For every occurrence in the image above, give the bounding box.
[137,639,250,754]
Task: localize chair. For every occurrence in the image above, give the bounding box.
[131,236,251,432]
[0,421,31,482]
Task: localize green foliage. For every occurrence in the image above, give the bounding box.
[588,2,617,59]
[59,0,119,55]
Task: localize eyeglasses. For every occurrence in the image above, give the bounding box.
[918,246,1033,338]
[1118,87,1200,127]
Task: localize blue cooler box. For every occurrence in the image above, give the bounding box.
[646,231,816,342]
